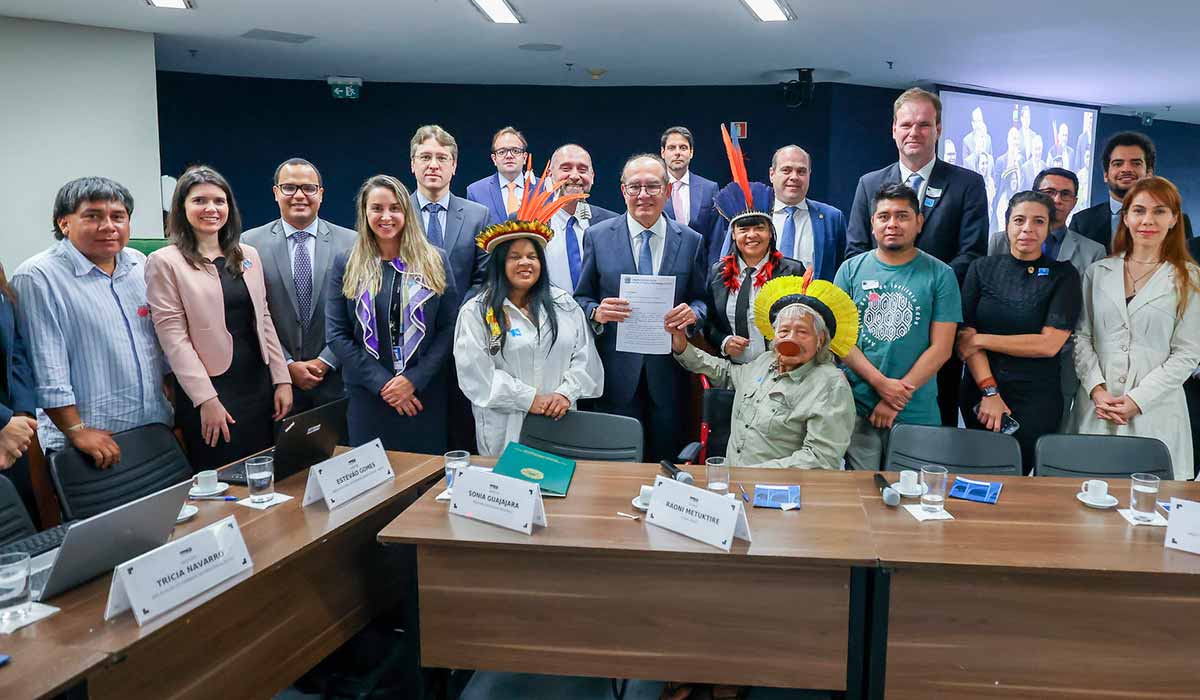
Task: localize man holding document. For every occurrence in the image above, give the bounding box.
[574,154,708,461]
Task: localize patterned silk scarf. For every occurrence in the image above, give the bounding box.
[354,259,434,373]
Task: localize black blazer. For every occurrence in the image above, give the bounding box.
[846,159,989,284]
[702,255,806,354]
[1069,200,1194,252]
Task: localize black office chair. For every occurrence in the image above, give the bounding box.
[519,410,643,462]
[1034,434,1174,480]
[0,474,36,546]
[49,423,192,521]
[884,424,1023,476]
[678,375,734,464]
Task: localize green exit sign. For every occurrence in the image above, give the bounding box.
[331,83,360,100]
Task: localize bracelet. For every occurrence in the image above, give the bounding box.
[976,376,997,391]
[66,422,85,433]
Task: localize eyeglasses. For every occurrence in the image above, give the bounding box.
[1037,187,1077,201]
[623,183,665,196]
[414,153,453,165]
[277,183,320,196]
[493,147,527,158]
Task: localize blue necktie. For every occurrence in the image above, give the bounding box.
[292,231,313,326]
[638,230,654,275]
[906,173,924,197]
[565,215,582,289]
[424,202,444,248]
[779,206,798,259]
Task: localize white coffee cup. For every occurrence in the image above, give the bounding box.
[638,485,654,504]
[1082,479,1108,501]
[898,470,919,491]
[193,470,219,493]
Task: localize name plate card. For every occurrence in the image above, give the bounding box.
[646,475,752,552]
[302,438,394,510]
[104,515,253,626]
[449,467,546,535]
[1166,498,1200,556]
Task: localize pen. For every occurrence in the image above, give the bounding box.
[737,482,750,503]
[616,511,641,521]
[190,495,238,501]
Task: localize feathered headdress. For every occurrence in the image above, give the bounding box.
[754,270,860,358]
[715,123,781,292]
[475,156,588,253]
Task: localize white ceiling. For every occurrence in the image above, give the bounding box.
[3,0,1200,122]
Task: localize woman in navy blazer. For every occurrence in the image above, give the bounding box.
[326,175,459,454]
[0,263,40,526]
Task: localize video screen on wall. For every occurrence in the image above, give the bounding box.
[938,88,1099,232]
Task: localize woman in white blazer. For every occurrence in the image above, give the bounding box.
[1070,177,1200,479]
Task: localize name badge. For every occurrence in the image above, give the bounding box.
[923,198,936,208]
[926,187,943,198]
[391,345,405,373]
[1165,498,1200,556]
[861,280,880,291]
[104,516,253,626]
[1037,268,1049,276]
[302,438,394,510]
[645,475,752,551]
[450,468,546,535]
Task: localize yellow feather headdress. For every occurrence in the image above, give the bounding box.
[753,269,860,357]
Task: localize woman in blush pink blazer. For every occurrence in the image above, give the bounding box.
[147,166,292,470]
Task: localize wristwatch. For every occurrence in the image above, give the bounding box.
[981,386,999,398]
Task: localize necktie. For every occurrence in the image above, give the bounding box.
[734,265,754,339]
[638,230,654,275]
[292,231,313,326]
[906,173,924,197]
[505,181,520,215]
[565,215,582,290]
[424,202,444,248]
[779,206,798,258]
[671,180,686,222]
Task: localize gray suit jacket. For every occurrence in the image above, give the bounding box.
[409,192,489,302]
[242,218,356,368]
[987,227,1106,275]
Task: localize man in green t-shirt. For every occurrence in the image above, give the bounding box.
[834,183,962,470]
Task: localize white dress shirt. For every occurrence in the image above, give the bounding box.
[626,213,667,275]
[415,191,451,235]
[773,200,813,269]
[547,201,592,292]
[899,158,937,203]
[281,219,319,276]
[722,256,768,364]
[669,170,691,224]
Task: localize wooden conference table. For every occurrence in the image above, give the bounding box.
[379,461,879,696]
[1,449,444,700]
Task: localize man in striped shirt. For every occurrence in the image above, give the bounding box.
[12,177,172,467]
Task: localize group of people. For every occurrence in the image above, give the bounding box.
[2,86,1199,526]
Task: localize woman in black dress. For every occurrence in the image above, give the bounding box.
[957,191,1082,472]
[326,175,458,454]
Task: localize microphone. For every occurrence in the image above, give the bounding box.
[874,474,900,507]
[659,460,695,485]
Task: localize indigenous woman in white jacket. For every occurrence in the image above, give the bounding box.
[454,165,603,456]
[1070,177,1200,479]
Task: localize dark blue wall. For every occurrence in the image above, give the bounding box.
[1092,113,1200,218]
[157,71,1198,230]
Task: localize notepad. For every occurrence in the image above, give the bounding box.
[949,476,1002,504]
[494,442,576,497]
[753,484,800,509]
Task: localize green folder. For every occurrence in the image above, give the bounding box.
[493,442,576,497]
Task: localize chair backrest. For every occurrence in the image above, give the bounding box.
[884,424,1023,476]
[0,474,36,546]
[49,423,193,521]
[701,387,735,462]
[519,410,643,463]
[1034,434,1174,479]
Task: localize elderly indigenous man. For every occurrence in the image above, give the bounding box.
[670,270,857,470]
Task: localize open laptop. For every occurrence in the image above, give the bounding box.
[29,479,192,602]
[221,398,346,485]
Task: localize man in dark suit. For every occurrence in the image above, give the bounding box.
[846,87,989,427]
[544,144,619,292]
[465,125,531,226]
[243,158,356,414]
[713,145,847,281]
[661,126,720,265]
[1068,131,1193,250]
[574,154,708,462]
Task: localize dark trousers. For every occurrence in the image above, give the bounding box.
[937,356,964,426]
[595,372,685,463]
[4,454,39,530]
[446,359,477,454]
[1186,375,1200,479]
[961,377,1062,475]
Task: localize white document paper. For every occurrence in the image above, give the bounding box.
[449,468,546,535]
[616,274,676,355]
[0,602,59,634]
[301,438,394,510]
[903,504,954,522]
[104,515,253,626]
[1118,508,1168,527]
[237,492,294,510]
[1165,498,1200,554]
[645,475,751,551]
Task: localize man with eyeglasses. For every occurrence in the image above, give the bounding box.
[574,154,708,462]
[466,126,534,226]
[243,158,356,414]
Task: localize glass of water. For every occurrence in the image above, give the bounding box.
[0,552,32,621]
[1130,472,1160,522]
[245,455,275,505]
[444,450,469,490]
[920,465,949,513]
[706,457,729,496]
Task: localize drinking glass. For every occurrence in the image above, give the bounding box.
[920,465,949,513]
[245,455,275,504]
[444,450,469,489]
[1130,473,1160,522]
[0,552,31,621]
[706,457,730,496]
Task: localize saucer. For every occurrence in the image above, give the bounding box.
[893,482,927,498]
[631,496,649,512]
[176,504,199,523]
[1076,492,1118,509]
[189,482,230,498]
